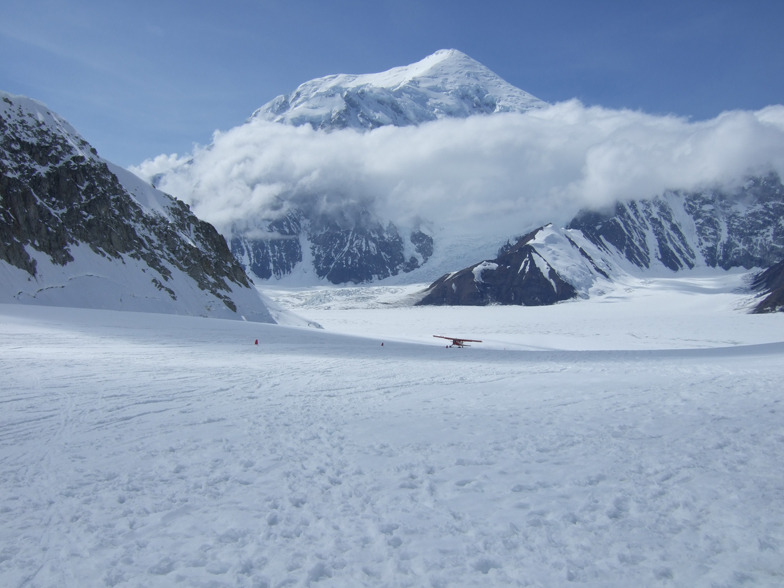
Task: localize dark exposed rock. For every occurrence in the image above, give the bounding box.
[231,212,303,280]
[418,175,784,308]
[751,259,784,313]
[230,207,434,284]
[1,92,270,320]
[568,175,784,272]
[410,229,434,260]
[310,219,405,284]
[229,174,784,290]
[417,227,577,306]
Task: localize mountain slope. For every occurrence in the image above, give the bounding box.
[417,226,581,306]
[0,91,274,322]
[229,207,434,284]
[222,49,544,284]
[751,258,784,313]
[137,50,784,292]
[418,176,784,307]
[252,49,546,131]
[568,175,784,272]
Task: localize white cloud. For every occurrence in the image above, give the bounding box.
[131,101,784,240]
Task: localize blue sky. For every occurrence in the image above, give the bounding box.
[2,0,783,167]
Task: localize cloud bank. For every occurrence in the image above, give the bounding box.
[132,100,784,240]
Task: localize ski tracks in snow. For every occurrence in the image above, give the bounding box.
[1,307,783,586]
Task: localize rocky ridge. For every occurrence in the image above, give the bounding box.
[751,259,784,313]
[135,49,784,308]
[418,175,784,309]
[0,91,273,321]
[226,49,543,284]
[230,207,434,284]
[417,226,578,306]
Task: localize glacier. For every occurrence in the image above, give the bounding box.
[2,274,783,586]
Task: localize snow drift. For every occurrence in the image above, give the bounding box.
[2,274,783,586]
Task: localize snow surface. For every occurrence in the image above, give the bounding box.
[251,49,546,129]
[2,271,784,587]
[0,91,96,165]
[0,243,273,324]
[471,261,498,284]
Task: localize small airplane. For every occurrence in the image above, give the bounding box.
[434,335,483,348]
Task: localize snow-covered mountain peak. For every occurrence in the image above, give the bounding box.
[325,49,495,91]
[371,48,467,87]
[1,91,275,322]
[301,49,469,92]
[251,49,547,130]
[1,90,99,165]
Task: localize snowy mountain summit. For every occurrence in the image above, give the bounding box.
[137,50,784,306]
[252,49,546,130]
[220,50,548,284]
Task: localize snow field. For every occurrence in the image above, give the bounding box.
[265,270,781,350]
[1,273,784,586]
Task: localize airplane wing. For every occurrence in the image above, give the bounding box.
[433,335,483,347]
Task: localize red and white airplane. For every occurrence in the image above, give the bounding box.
[433,335,483,348]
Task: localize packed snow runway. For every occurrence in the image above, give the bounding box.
[2,273,784,587]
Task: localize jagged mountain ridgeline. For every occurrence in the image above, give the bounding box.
[238,49,542,284]
[230,207,434,284]
[140,49,549,285]
[136,48,784,310]
[6,48,783,314]
[0,91,274,321]
[418,176,784,310]
[418,226,581,307]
